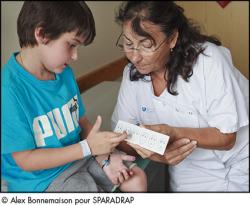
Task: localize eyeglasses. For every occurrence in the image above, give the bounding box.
[115,33,167,55]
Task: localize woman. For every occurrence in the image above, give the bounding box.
[111,1,249,192]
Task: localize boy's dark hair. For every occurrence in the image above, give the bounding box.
[17,1,95,48]
[116,1,221,95]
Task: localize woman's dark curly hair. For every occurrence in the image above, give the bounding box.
[116,1,221,95]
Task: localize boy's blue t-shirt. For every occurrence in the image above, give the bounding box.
[1,53,86,192]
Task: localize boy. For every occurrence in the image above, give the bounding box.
[1,1,146,192]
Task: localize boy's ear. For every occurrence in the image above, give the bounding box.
[169,30,179,49]
[34,27,49,45]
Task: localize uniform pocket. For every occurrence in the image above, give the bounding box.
[173,103,200,128]
[139,104,159,125]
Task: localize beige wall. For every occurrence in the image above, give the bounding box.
[1,1,124,78]
[1,1,24,68]
[71,1,124,77]
[176,1,249,78]
[1,1,249,78]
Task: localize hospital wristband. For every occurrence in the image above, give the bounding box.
[79,139,92,158]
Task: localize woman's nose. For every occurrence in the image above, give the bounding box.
[129,51,142,64]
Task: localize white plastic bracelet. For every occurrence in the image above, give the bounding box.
[79,139,92,158]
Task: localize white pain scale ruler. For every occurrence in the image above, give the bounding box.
[114,120,170,155]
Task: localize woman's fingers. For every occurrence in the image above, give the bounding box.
[128,142,154,158]
[165,140,197,165]
[167,138,191,152]
[128,143,148,158]
[127,142,146,152]
[166,147,196,165]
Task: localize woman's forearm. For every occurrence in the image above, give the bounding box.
[12,143,83,171]
[171,126,236,150]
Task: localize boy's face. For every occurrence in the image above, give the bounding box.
[39,31,85,73]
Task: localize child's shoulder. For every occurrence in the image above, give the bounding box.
[2,53,20,87]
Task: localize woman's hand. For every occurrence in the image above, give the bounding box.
[127,142,155,159]
[86,116,128,155]
[141,124,176,142]
[162,138,197,165]
[127,138,197,165]
[103,152,136,185]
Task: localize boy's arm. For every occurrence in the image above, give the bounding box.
[12,143,83,171]
[79,116,109,160]
[79,116,109,162]
[12,116,93,171]
[79,116,111,161]
[12,116,127,171]
[79,116,135,184]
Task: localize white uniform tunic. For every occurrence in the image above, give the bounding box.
[112,42,249,192]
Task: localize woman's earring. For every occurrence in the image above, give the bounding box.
[170,48,173,52]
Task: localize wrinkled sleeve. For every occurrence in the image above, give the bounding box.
[203,46,249,133]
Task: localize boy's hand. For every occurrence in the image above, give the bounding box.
[103,152,136,185]
[86,116,127,155]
